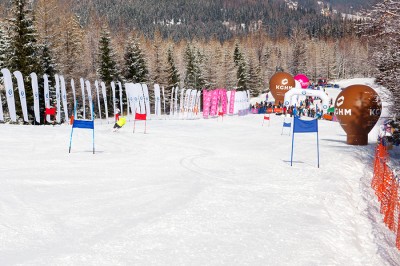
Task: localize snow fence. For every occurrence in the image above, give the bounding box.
[372,144,400,250]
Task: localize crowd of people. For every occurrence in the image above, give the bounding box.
[251,95,334,119]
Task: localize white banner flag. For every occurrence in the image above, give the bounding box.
[43,74,51,122]
[13,71,29,122]
[118,81,123,115]
[71,78,76,113]
[111,81,116,115]
[85,80,93,120]
[60,76,69,122]
[195,90,201,114]
[142,83,151,116]
[101,81,109,122]
[174,87,179,115]
[136,83,146,114]
[125,83,137,118]
[30,72,40,123]
[0,84,3,121]
[80,78,86,119]
[162,86,166,115]
[184,89,191,113]
[190,90,197,111]
[154,84,161,116]
[95,80,102,120]
[55,74,61,123]
[179,88,185,114]
[170,87,174,116]
[125,83,130,118]
[1,68,16,122]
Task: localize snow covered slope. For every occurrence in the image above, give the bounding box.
[0,103,398,265]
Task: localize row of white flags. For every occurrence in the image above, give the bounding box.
[169,87,201,118]
[1,67,249,124]
[0,68,165,123]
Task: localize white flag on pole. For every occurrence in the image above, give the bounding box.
[170,87,174,116]
[118,81,123,115]
[80,78,86,119]
[161,86,166,115]
[101,81,109,122]
[0,86,3,121]
[43,74,51,122]
[95,80,102,120]
[30,72,40,123]
[154,84,161,116]
[60,76,69,122]
[13,71,29,122]
[142,83,151,116]
[125,83,137,118]
[179,88,185,115]
[174,87,179,115]
[1,68,16,122]
[190,90,197,112]
[55,74,61,123]
[85,80,93,120]
[71,78,76,113]
[136,83,146,114]
[111,81,116,116]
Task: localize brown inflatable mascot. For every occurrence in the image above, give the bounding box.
[269,72,295,105]
[334,85,382,145]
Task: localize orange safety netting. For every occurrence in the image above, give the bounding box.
[372,144,400,250]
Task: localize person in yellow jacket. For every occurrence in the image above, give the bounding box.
[113,116,126,131]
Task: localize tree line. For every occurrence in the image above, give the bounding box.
[0,0,383,123]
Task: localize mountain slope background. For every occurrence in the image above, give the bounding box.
[0,0,379,41]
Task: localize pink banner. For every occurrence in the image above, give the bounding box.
[202,89,212,118]
[220,89,227,114]
[229,90,236,114]
[210,89,219,116]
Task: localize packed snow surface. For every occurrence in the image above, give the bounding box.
[0,79,399,265]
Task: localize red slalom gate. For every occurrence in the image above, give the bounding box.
[372,144,400,250]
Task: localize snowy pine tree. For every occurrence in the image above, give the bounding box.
[290,28,307,75]
[97,26,119,84]
[8,0,41,118]
[165,46,180,89]
[247,55,262,97]
[0,22,11,69]
[359,0,400,117]
[183,44,205,89]
[123,36,148,83]
[97,25,119,114]
[59,15,84,79]
[233,44,248,91]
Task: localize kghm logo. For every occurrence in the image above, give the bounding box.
[335,96,351,115]
[20,91,25,97]
[8,89,12,96]
[336,96,344,107]
[370,109,381,116]
[282,79,288,85]
[301,91,306,95]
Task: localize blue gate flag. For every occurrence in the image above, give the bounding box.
[73,119,94,129]
[283,122,291,128]
[291,117,319,167]
[293,117,318,133]
[69,102,95,154]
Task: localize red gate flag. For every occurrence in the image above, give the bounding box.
[135,113,146,120]
[264,115,270,120]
